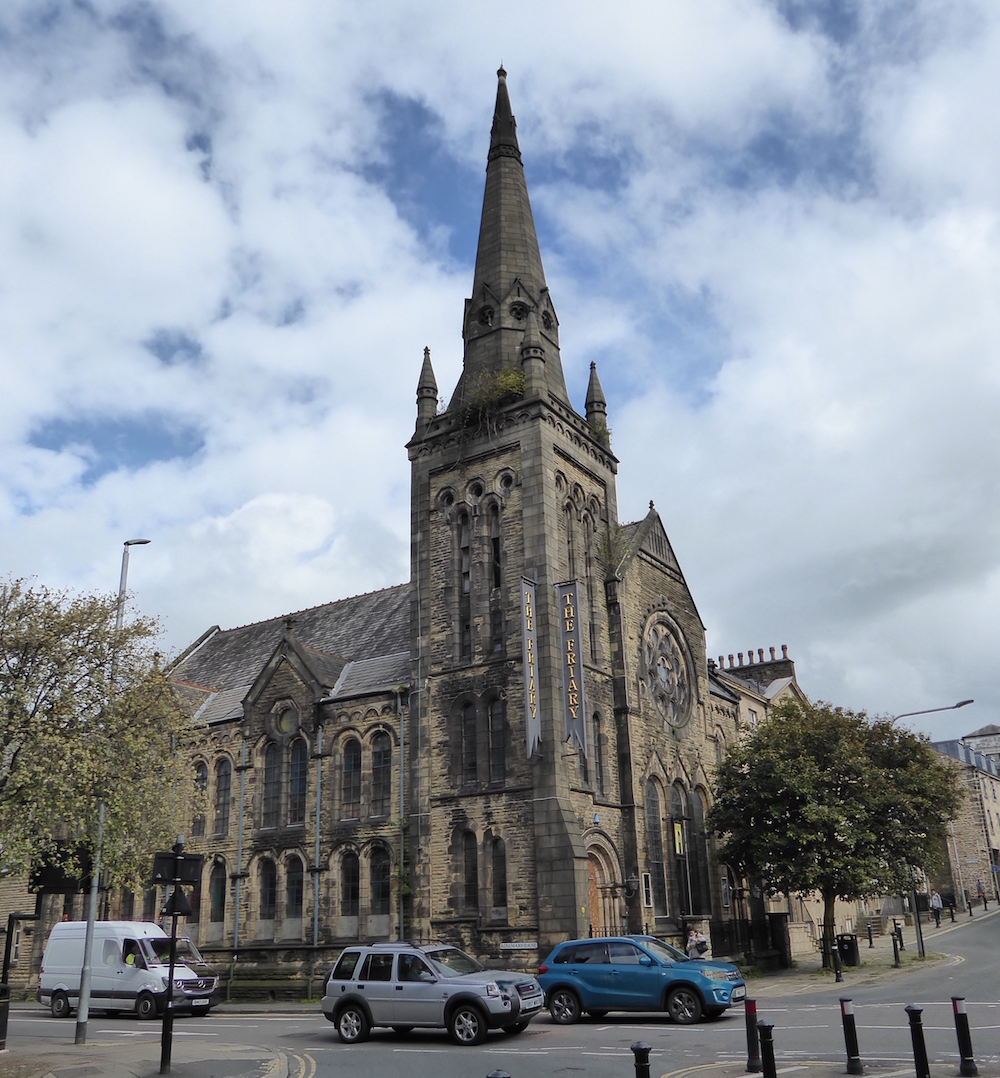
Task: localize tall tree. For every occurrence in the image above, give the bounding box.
[707,700,961,956]
[0,578,192,885]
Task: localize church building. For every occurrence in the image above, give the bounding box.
[159,69,803,991]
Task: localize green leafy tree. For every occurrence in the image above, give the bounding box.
[0,578,193,886]
[707,700,961,957]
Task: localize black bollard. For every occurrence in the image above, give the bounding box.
[832,943,843,982]
[840,998,863,1075]
[758,1021,777,1078]
[905,1005,930,1078]
[891,931,901,968]
[0,982,9,1052]
[745,998,762,1073]
[867,922,874,948]
[952,997,979,1077]
[630,1042,652,1078]
[949,903,955,923]
[895,920,905,951]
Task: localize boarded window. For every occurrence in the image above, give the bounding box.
[259,859,276,920]
[462,704,477,785]
[341,852,360,916]
[192,762,207,837]
[210,864,226,923]
[286,858,304,918]
[463,831,479,910]
[371,847,391,916]
[488,699,505,784]
[492,838,507,909]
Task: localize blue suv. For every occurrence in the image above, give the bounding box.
[537,936,745,1024]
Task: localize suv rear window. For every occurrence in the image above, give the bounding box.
[359,953,394,981]
[555,942,609,964]
[331,951,361,979]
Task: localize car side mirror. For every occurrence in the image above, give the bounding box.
[639,955,653,966]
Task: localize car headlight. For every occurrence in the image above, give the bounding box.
[703,969,732,981]
[485,982,501,997]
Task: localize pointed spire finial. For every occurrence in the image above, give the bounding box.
[649,500,655,511]
[585,360,607,426]
[416,345,438,425]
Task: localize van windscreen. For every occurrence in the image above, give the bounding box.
[142,937,205,966]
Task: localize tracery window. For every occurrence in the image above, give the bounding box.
[259,859,277,920]
[462,703,477,786]
[370,847,391,916]
[342,739,361,819]
[492,838,507,910]
[488,698,505,785]
[341,851,360,916]
[214,759,232,835]
[643,616,691,728]
[289,738,308,825]
[645,781,668,916]
[286,857,304,918]
[262,743,280,828]
[371,733,392,817]
[192,762,207,837]
[463,831,479,910]
[209,863,226,923]
[459,512,472,660]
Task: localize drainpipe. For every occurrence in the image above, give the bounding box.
[313,724,323,949]
[229,730,248,1000]
[397,691,405,940]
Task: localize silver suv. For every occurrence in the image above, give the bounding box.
[321,942,544,1045]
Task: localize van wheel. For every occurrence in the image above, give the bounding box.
[136,992,158,1020]
[51,992,71,1019]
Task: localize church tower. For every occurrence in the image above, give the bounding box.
[407,70,726,957]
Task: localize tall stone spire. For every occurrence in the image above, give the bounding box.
[450,67,569,410]
[585,361,607,423]
[416,345,438,427]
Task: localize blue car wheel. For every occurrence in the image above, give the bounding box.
[549,988,581,1024]
[667,986,702,1024]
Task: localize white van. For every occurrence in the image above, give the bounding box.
[38,921,219,1018]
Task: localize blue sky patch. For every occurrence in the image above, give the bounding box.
[361,91,482,265]
[144,328,203,366]
[30,413,205,484]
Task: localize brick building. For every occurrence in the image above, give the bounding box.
[2,70,805,997]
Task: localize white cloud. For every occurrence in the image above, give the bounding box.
[0,0,998,742]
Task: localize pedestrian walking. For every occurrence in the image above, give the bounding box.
[977,879,987,911]
[686,928,708,958]
[929,888,942,928]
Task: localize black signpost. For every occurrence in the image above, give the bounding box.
[152,839,203,1074]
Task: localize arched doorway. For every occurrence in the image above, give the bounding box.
[587,845,621,937]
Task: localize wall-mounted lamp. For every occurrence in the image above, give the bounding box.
[593,813,600,827]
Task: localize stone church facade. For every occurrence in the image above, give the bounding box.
[0,71,806,997]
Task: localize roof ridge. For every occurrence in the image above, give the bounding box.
[212,581,408,635]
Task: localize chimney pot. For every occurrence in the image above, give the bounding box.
[738,652,744,666]
[758,648,764,663]
[769,646,776,660]
[728,654,734,669]
[781,644,788,659]
[718,656,724,668]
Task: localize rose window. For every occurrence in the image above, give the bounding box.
[643,619,691,727]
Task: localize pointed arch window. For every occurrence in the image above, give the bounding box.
[262,744,280,828]
[214,759,232,836]
[594,714,606,795]
[371,733,392,817]
[289,738,308,825]
[341,851,360,916]
[342,739,361,819]
[489,505,504,653]
[286,857,304,919]
[459,512,472,660]
[564,503,576,579]
[209,863,226,923]
[583,517,598,662]
[671,783,691,917]
[370,847,391,916]
[462,703,477,786]
[689,789,712,915]
[259,859,277,921]
[488,698,505,784]
[492,838,507,910]
[463,831,479,910]
[645,781,668,916]
[192,762,207,837]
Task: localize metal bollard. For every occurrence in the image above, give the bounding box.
[630,1042,652,1078]
[0,982,9,1052]
[745,998,762,1072]
[949,904,955,922]
[757,1021,777,1078]
[840,998,863,1075]
[896,921,905,951]
[905,1005,930,1078]
[832,943,843,983]
[867,922,874,948]
[952,997,979,1077]
[891,931,901,968]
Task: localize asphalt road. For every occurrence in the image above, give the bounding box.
[5,915,997,1078]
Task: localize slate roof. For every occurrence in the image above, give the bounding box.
[967,724,1000,737]
[329,651,411,700]
[170,584,410,697]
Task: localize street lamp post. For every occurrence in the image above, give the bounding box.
[889,700,973,963]
[75,539,150,1046]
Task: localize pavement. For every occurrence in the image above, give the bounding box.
[0,909,996,1078]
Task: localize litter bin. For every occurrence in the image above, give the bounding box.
[836,933,860,967]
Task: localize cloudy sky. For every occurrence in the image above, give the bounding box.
[2,0,997,742]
